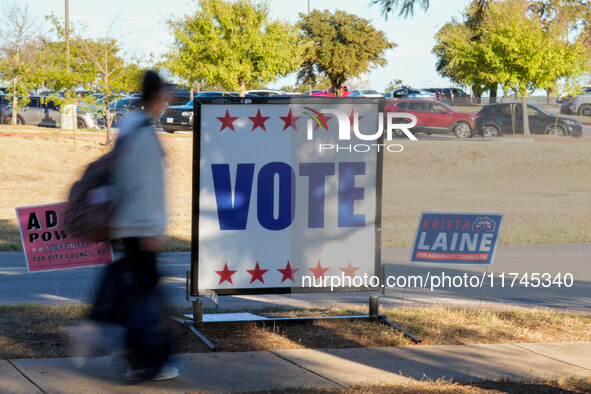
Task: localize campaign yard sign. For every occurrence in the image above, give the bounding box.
[410,212,504,264]
[192,97,384,296]
[16,202,113,272]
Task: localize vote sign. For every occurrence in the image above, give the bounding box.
[410,212,504,265]
[191,98,384,295]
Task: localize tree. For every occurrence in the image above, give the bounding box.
[165,0,300,97]
[473,0,587,135]
[0,2,41,125]
[527,0,591,102]
[372,0,489,21]
[280,75,331,93]
[433,19,499,102]
[384,79,404,93]
[298,9,396,97]
[76,33,144,145]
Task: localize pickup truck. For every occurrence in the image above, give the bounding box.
[572,94,591,117]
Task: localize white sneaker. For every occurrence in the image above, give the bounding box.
[153,365,179,381]
[126,365,179,381]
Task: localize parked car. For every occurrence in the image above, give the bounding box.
[558,86,591,103]
[423,88,444,100]
[391,87,436,100]
[571,93,591,117]
[385,99,475,138]
[311,86,350,97]
[190,91,260,99]
[160,99,194,133]
[475,103,582,137]
[442,87,469,103]
[560,100,574,114]
[109,96,144,125]
[0,94,11,121]
[348,89,383,97]
[168,90,191,106]
[302,89,324,96]
[2,96,101,129]
[159,91,261,133]
[246,89,288,97]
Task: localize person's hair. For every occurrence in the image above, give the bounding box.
[142,70,163,104]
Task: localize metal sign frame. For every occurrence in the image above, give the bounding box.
[190,96,384,297]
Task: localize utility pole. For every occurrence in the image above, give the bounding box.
[65,0,70,71]
[308,0,312,95]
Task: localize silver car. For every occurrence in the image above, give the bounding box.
[3,96,101,129]
[391,87,436,100]
[349,89,384,97]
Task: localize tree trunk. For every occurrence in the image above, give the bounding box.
[190,87,194,100]
[546,87,556,105]
[11,79,18,125]
[105,103,112,146]
[239,81,247,97]
[489,84,497,104]
[521,95,531,137]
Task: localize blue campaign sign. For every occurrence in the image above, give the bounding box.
[410,212,504,264]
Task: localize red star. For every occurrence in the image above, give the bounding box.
[246,262,268,284]
[279,109,301,131]
[339,262,360,278]
[348,109,363,127]
[309,261,329,279]
[248,109,270,131]
[277,261,299,283]
[217,109,239,132]
[215,263,237,285]
[314,115,332,131]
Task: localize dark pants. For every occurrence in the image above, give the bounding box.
[121,238,172,377]
[122,238,159,294]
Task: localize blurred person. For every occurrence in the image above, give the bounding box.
[71,70,177,381]
[107,70,177,381]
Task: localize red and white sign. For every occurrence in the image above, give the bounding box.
[194,100,383,295]
[15,202,113,272]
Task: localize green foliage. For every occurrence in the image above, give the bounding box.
[298,9,396,97]
[384,79,404,92]
[477,0,588,95]
[434,0,589,134]
[0,2,41,124]
[280,75,331,93]
[372,0,489,21]
[164,0,300,95]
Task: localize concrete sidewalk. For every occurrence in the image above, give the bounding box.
[2,342,590,393]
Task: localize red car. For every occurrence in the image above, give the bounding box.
[385,99,475,138]
[311,86,350,97]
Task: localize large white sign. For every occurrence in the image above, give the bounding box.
[193,98,383,295]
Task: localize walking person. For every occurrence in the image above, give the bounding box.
[107,70,177,381]
[67,70,176,381]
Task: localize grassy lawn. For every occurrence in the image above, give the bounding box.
[1,134,590,250]
[0,305,590,359]
[256,378,591,393]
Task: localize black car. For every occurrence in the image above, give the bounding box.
[475,103,582,137]
[159,92,260,133]
[0,94,10,119]
[160,99,194,132]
